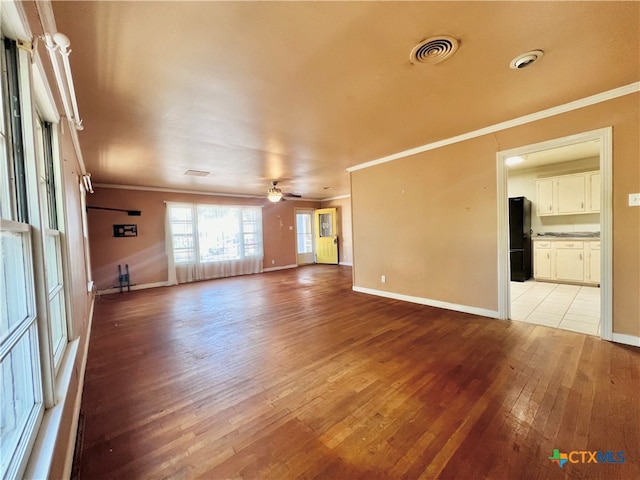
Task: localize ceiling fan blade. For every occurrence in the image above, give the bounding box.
[283,192,302,198]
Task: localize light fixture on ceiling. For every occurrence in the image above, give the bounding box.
[43,32,83,130]
[505,156,526,167]
[267,185,283,203]
[509,50,544,70]
[410,35,459,65]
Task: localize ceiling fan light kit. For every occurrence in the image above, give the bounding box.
[266,181,301,202]
[267,188,283,202]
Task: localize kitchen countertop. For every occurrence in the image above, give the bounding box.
[533,236,600,241]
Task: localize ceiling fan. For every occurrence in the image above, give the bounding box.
[267,181,302,202]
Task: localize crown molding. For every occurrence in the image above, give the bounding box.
[321,194,351,201]
[92,183,326,202]
[347,82,640,173]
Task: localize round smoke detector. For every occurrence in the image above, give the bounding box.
[510,50,544,69]
[410,35,459,65]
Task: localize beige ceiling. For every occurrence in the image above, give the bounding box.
[49,1,639,200]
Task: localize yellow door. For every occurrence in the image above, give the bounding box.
[315,208,338,264]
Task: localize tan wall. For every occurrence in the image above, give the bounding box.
[352,135,499,311]
[321,196,353,265]
[87,188,320,290]
[352,93,639,336]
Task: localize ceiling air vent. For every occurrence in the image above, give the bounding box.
[410,35,459,65]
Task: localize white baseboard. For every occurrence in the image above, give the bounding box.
[263,264,298,272]
[98,281,168,295]
[611,333,640,347]
[352,285,500,319]
[339,261,353,266]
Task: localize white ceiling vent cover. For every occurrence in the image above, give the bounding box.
[410,36,459,65]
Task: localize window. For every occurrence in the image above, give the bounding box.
[166,203,263,284]
[1,36,68,479]
[1,222,43,480]
[1,39,45,480]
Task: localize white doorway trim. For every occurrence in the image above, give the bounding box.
[496,127,613,341]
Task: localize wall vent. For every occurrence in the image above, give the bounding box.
[410,36,459,65]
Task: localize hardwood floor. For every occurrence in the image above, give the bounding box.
[76,266,639,479]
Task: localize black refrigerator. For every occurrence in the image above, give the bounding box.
[509,196,532,282]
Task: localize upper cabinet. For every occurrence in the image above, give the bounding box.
[588,172,601,212]
[535,171,599,216]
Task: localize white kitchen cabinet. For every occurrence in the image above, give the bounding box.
[554,242,585,282]
[536,179,554,216]
[533,241,552,280]
[586,241,601,284]
[588,172,601,212]
[535,171,599,216]
[533,239,600,285]
[556,176,586,214]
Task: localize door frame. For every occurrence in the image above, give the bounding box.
[496,127,613,340]
[294,208,315,265]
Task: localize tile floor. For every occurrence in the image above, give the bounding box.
[510,280,600,336]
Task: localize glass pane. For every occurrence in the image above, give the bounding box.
[0,327,41,479]
[242,222,257,233]
[170,206,192,222]
[170,222,192,235]
[49,292,66,361]
[319,213,333,237]
[1,230,30,342]
[44,234,59,294]
[297,233,313,254]
[172,235,194,250]
[198,206,241,261]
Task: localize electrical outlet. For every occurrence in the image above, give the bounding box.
[629,193,640,207]
[381,275,386,283]
[271,259,275,264]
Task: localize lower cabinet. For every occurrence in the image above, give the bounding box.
[533,239,599,285]
[586,241,601,284]
[533,241,552,280]
[554,242,585,282]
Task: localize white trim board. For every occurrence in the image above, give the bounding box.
[353,286,499,319]
[347,82,639,172]
[339,262,353,267]
[97,281,168,295]
[611,334,640,348]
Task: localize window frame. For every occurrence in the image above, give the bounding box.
[1,31,72,479]
[168,203,264,265]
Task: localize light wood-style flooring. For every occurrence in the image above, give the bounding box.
[75,266,639,479]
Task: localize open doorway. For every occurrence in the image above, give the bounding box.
[497,128,612,340]
[295,209,315,265]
